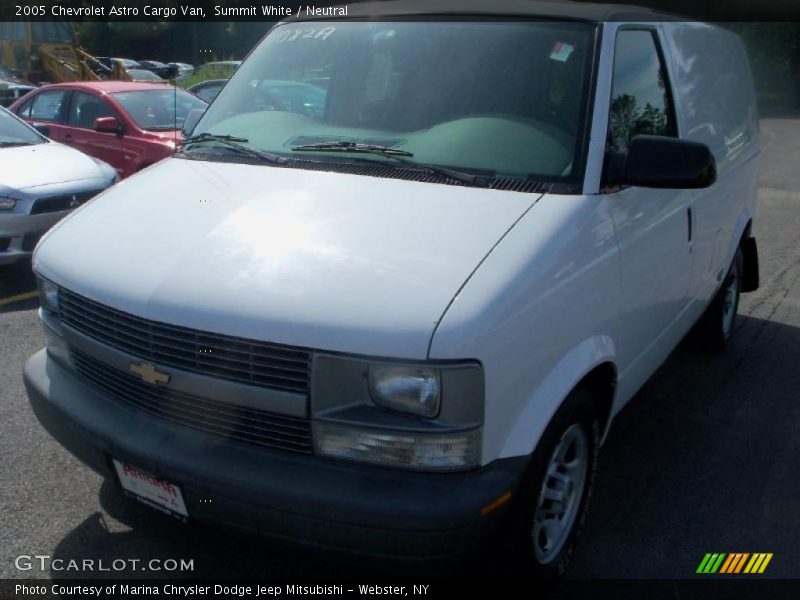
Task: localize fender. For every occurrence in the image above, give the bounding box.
[499,334,617,459]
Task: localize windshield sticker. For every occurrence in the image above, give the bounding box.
[269,26,336,44]
[550,41,574,62]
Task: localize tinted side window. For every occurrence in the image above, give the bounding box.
[68,91,115,128]
[30,90,68,122]
[607,30,676,152]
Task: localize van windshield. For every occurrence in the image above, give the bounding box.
[192,21,597,183]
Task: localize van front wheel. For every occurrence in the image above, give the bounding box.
[506,388,600,578]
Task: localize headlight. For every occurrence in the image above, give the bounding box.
[37,277,60,314]
[315,422,481,471]
[369,365,440,418]
[312,355,484,471]
[0,197,16,210]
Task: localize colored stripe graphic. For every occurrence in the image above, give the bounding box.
[719,554,736,574]
[734,553,750,573]
[697,553,727,573]
[696,554,713,573]
[758,554,774,573]
[720,553,750,573]
[699,552,773,574]
[744,553,774,574]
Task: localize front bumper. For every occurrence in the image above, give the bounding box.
[0,211,68,266]
[24,349,527,559]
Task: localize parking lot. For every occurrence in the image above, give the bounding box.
[1,115,799,582]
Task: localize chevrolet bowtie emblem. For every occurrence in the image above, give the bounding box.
[129,361,171,386]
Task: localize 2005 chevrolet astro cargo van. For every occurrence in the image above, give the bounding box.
[24,0,759,575]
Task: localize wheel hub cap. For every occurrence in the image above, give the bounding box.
[531,423,589,564]
[722,269,739,337]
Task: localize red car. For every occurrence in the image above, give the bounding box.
[9,81,207,179]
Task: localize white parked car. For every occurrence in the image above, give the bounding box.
[0,107,117,266]
[24,2,759,575]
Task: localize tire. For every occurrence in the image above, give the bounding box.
[504,387,600,578]
[696,246,743,352]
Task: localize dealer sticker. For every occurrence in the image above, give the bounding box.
[113,460,188,521]
[550,41,575,62]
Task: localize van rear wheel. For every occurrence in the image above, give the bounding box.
[696,246,743,352]
[505,388,600,578]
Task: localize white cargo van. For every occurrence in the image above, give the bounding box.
[24,1,759,576]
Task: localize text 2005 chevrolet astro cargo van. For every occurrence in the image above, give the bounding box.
[24,1,759,575]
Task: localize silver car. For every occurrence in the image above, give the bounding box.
[0,107,117,266]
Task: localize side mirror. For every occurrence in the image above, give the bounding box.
[606,135,716,189]
[33,123,51,137]
[182,108,205,137]
[94,116,124,135]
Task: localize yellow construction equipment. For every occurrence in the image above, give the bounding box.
[0,21,130,84]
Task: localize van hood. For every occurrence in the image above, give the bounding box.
[0,142,113,192]
[35,158,538,358]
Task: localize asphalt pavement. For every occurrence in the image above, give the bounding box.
[1,117,799,583]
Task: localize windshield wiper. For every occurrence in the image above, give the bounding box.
[291,141,489,186]
[182,133,287,165]
[0,141,31,148]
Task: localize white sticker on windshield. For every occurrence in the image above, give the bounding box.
[270,26,336,44]
[550,41,574,62]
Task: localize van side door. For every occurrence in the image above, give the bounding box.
[604,28,695,379]
[661,24,760,308]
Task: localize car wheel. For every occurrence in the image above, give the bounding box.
[696,246,743,352]
[505,387,600,578]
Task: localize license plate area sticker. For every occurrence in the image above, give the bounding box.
[113,459,188,521]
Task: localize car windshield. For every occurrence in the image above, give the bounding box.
[112,89,207,130]
[193,21,596,181]
[0,107,43,146]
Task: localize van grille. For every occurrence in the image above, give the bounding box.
[72,349,313,454]
[59,289,312,394]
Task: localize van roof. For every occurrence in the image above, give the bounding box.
[289,0,680,23]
